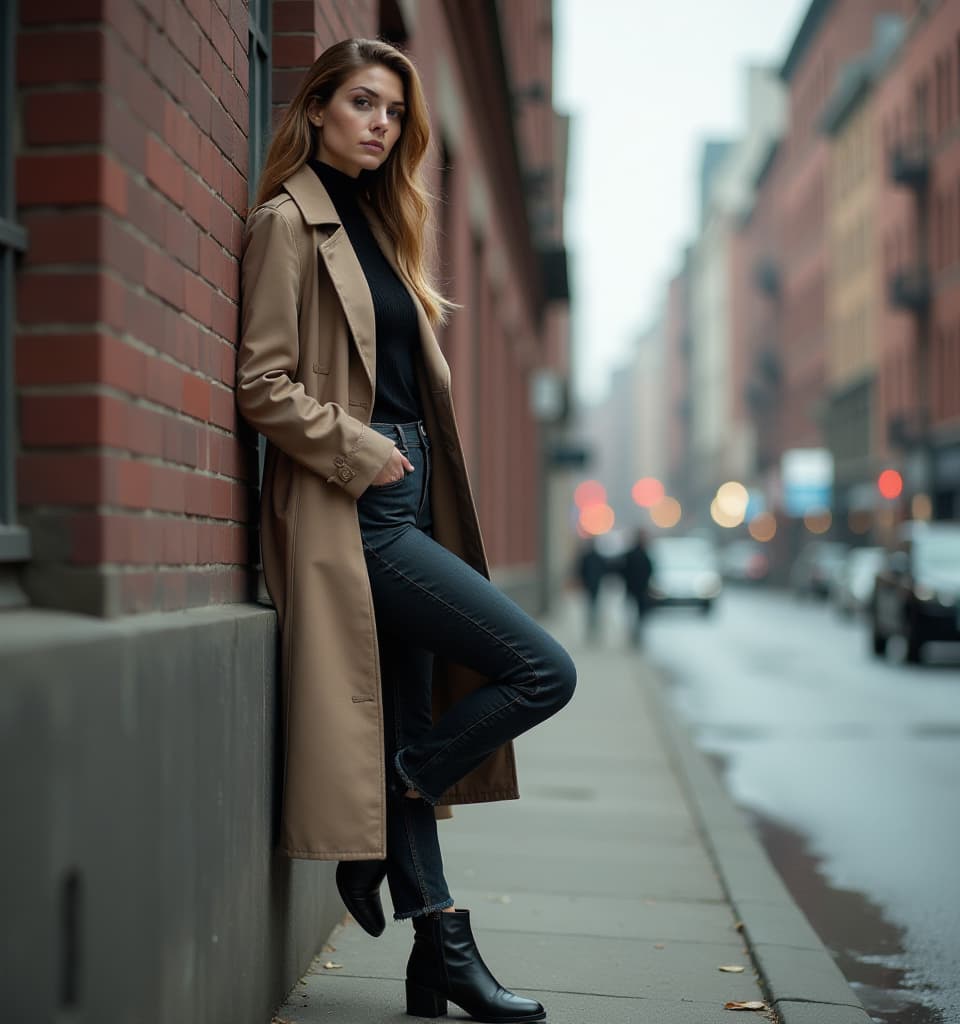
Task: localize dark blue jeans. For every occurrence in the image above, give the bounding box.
[356,421,576,920]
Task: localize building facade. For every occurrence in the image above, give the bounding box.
[0,2,570,1022]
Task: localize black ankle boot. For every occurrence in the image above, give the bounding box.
[406,909,545,1022]
[335,860,388,937]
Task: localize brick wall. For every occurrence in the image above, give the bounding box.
[15,0,254,616]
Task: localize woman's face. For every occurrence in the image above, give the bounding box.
[309,64,405,177]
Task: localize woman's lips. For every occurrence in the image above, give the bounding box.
[361,140,384,151]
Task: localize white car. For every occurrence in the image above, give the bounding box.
[649,536,722,614]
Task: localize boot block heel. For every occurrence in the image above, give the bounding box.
[405,979,447,1018]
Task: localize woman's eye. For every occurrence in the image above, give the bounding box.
[354,97,370,108]
[388,108,403,119]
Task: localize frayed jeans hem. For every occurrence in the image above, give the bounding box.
[393,896,455,921]
[394,749,440,806]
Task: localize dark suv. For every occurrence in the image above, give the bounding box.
[870,521,960,663]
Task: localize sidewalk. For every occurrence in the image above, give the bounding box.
[272,600,870,1024]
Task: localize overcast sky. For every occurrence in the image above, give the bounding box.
[554,0,810,403]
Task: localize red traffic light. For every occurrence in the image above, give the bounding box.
[877,469,903,500]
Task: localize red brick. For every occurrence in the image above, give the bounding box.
[182,65,213,134]
[273,1,314,33]
[182,373,211,420]
[144,245,185,307]
[183,271,213,326]
[18,30,103,84]
[210,478,232,519]
[272,34,317,69]
[111,38,166,128]
[16,153,127,215]
[209,2,234,67]
[21,0,102,22]
[233,34,248,93]
[18,272,101,325]
[21,211,101,267]
[152,464,188,513]
[104,95,148,174]
[209,384,236,431]
[127,177,167,245]
[18,453,103,505]
[145,136,185,206]
[145,358,184,413]
[146,23,186,101]
[184,0,212,37]
[104,0,148,61]
[163,99,202,167]
[21,394,102,447]
[163,0,201,70]
[24,92,102,146]
[184,175,212,230]
[185,473,209,515]
[199,36,224,96]
[211,292,238,343]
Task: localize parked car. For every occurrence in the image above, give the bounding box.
[719,540,770,583]
[831,546,885,616]
[648,535,722,614]
[790,541,849,599]
[870,521,960,663]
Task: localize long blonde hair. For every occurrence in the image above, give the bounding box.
[252,39,451,325]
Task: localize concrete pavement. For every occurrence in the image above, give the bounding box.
[271,601,870,1024]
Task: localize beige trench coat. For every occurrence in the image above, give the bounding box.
[237,165,519,859]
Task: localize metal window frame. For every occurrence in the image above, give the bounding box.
[248,0,272,209]
[1,0,30,563]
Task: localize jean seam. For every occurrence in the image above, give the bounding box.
[390,657,433,915]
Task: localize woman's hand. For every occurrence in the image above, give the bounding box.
[370,447,415,487]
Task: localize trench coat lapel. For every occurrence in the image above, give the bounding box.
[282,164,377,393]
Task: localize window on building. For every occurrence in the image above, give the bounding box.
[247,0,271,210]
[0,0,31,574]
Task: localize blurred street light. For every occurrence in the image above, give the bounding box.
[748,512,777,542]
[574,480,607,508]
[877,468,903,500]
[580,503,615,535]
[650,496,682,529]
[632,477,665,508]
[803,509,832,534]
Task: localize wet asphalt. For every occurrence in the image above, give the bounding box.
[633,583,960,1024]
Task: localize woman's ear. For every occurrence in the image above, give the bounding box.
[306,97,324,128]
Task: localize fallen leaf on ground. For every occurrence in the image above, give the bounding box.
[724,1000,767,1011]
[321,943,336,952]
[653,943,665,949]
[734,921,745,931]
[719,965,746,973]
[322,961,343,970]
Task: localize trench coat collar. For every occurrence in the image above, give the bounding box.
[281,162,449,397]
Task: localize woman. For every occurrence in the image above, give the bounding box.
[238,38,575,1022]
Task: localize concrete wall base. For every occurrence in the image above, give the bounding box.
[0,604,341,1024]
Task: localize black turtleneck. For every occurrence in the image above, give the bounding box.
[308,159,423,424]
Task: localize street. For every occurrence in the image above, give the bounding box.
[627,585,960,1024]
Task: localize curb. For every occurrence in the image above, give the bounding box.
[642,666,872,1024]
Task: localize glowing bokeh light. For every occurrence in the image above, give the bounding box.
[631,477,665,508]
[715,481,749,519]
[804,509,832,534]
[710,497,744,528]
[877,469,903,500]
[574,480,607,509]
[748,512,777,543]
[650,496,682,528]
[579,503,615,536]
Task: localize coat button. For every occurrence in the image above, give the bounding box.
[333,455,346,467]
[338,466,355,482]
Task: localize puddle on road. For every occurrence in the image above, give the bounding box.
[703,752,945,1024]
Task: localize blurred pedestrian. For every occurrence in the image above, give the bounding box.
[575,538,608,642]
[237,38,574,1024]
[621,529,654,647]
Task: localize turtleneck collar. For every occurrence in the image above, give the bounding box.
[309,158,363,202]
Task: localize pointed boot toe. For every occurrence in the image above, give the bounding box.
[336,859,388,937]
